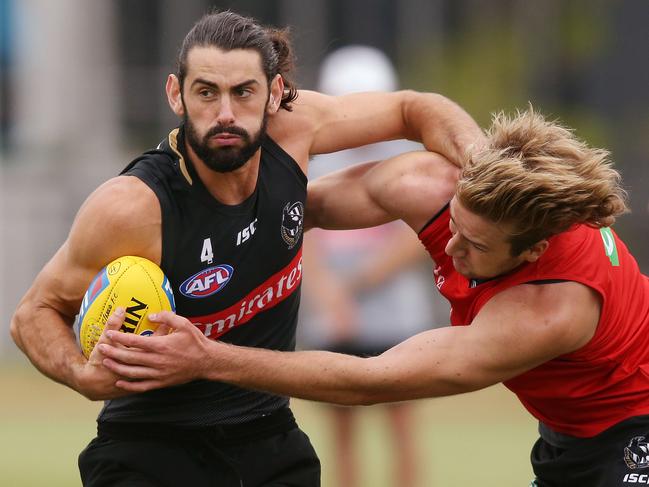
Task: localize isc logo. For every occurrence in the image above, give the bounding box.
[237,218,258,246]
[623,473,649,484]
[180,265,234,298]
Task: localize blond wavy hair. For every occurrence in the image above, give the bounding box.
[456,108,628,255]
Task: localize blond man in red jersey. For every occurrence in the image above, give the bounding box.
[100,109,645,487]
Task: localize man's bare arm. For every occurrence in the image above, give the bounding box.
[97,281,600,404]
[305,151,459,232]
[270,90,485,170]
[10,176,161,400]
[213,282,600,404]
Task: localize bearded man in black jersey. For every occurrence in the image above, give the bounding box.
[10,10,483,487]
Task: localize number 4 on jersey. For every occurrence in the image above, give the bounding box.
[201,238,214,265]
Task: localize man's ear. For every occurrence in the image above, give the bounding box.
[166,74,184,117]
[522,239,549,263]
[267,74,284,113]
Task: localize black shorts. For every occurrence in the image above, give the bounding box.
[78,407,320,487]
[531,415,649,487]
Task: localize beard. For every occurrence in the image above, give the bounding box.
[183,111,268,173]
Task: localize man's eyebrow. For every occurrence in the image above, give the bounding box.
[449,215,489,249]
[232,79,260,90]
[191,78,219,90]
[190,78,260,91]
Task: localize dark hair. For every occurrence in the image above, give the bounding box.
[177,10,298,111]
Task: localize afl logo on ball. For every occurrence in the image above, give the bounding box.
[179,265,234,299]
[281,201,304,249]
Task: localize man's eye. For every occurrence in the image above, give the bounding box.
[472,243,487,252]
[199,89,214,97]
[236,88,252,98]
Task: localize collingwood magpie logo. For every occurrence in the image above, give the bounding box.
[625,436,649,470]
[281,201,304,249]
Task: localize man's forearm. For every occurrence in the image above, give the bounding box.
[402,91,486,167]
[11,303,85,391]
[209,343,387,406]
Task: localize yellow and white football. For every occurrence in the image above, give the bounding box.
[77,255,175,358]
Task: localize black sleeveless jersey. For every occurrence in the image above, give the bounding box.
[98,126,306,426]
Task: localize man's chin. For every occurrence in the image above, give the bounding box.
[452,258,468,275]
[206,159,250,173]
[200,147,250,172]
[452,262,483,280]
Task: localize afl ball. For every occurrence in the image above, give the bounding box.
[77,256,175,358]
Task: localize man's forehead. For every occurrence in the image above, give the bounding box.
[450,197,511,245]
[185,46,265,84]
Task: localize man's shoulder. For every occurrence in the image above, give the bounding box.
[67,176,162,265]
[266,106,314,171]
[267,91,324,139]
[120,129,192,191]
[89,176,160,218]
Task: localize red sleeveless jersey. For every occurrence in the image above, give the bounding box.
[419,205,649,437]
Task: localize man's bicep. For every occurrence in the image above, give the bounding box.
[307,151,457,231]
[365,151,458,231]
[468,282,601,381]
[306,161,393,230]
[45,176,162,316]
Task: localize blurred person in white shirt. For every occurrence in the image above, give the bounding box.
[298,45,445,487]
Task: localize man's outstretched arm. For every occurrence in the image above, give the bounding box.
[98,281,599,405]
[272,90,486,170]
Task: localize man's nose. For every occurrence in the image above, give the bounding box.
[445,234,466,257]
[216,96,235,125]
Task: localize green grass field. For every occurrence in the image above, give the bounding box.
[0,358,537,486]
